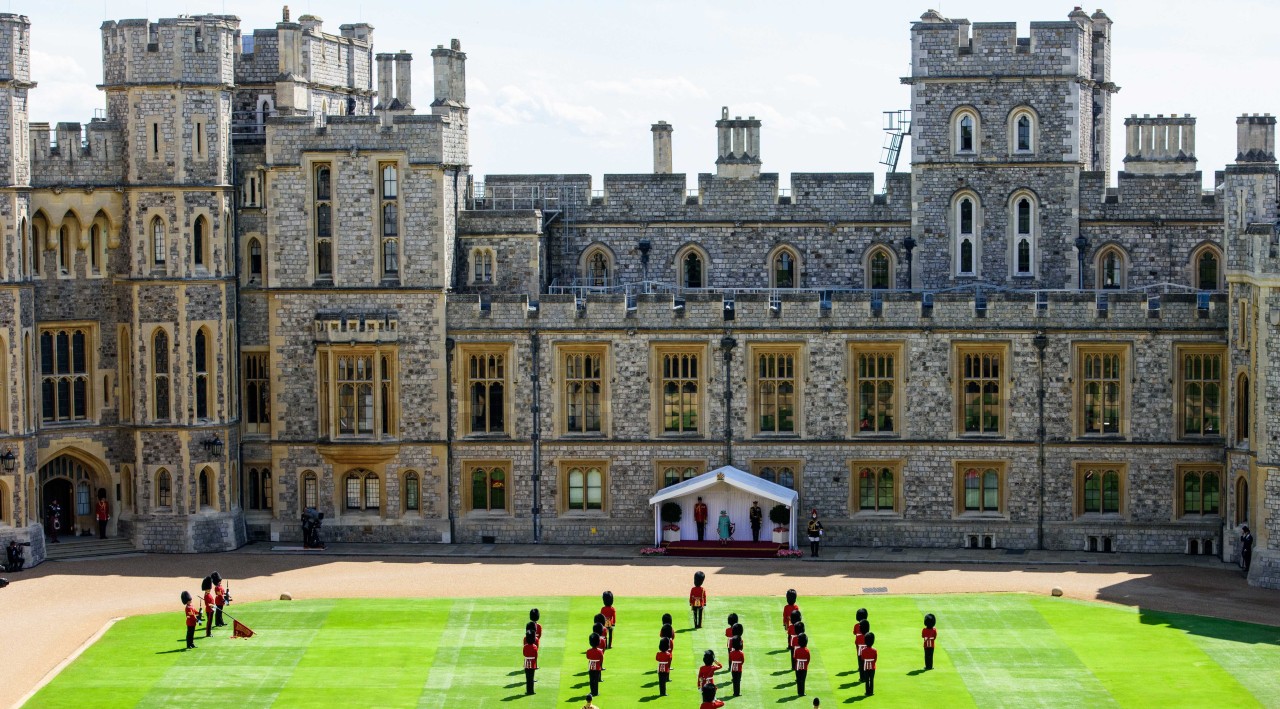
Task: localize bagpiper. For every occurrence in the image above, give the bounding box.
[600,591,617,648]
[689,571,707,629]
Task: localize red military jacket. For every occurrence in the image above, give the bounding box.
[724,627,735,650]
[523,642,538,670]
[533,622,542,645]
[214,583,225,607]
[782,603,799,629]
[855,630,866,657]
[655,650,672,674]
[689,586,707,608]
[601,606,617,628]
[700,701,726,709]
[586,647,604,672]
[794,647,811,671]
[697,661,721,688]
[185,601,199,628]
[862,646,878,672]
[694,502,708,523]
[923,627,938,648]
[729,649,744,673]
[203,590,215,610]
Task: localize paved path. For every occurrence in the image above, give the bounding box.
[1,543,1272,708]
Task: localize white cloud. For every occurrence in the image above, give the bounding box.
[583,76,707,100]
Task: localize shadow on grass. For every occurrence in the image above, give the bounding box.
[843,695,871,703]
[638,695,664,702]
[503,682,523,689]
[1136,607,1280,644]
[907,668,929,676]
[775,695,802,703]
[500,693,532,702]
[154,648,191,655]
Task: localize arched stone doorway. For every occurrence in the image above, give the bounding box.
[40,454,104,538]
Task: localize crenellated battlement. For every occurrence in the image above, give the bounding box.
[101,15,240,90]
[909,11,1092,79]
[0,13,32,84]
[263,111,465,166]
[27,120,124,186]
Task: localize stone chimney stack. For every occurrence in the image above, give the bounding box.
[431,39,467,109]
[394,51,413,112]
[652,121,673,174]
[1122,114,1196,174]
[376,53,395,111]
[715,106,762,179]
[1237,114,1277,163]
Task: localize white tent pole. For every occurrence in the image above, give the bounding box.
[654,503,660,547]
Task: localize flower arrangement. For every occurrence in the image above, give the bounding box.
[662,524,680,532]
[640,547,667,556]
[776,548,804,559]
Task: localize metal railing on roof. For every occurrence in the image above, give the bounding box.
[545,278,1222,300]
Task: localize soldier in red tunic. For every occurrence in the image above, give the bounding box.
[181,591,199,650]
[522,630,538,694]
[783,589,800,633]
[201,576,216,638]
[728,635,745,697]
[855,619,870,683]
[724,612,738,650]
[922,613,937,670]
[655,637,673,696]
[787,608,802,654]
[600,591,617,648]
[793,633,811,697]
[697,649,722,690]
[586,632,604,696]
[732,622,744,650]
[660,613,676,667]
[689,571,707,629]
[694,497,709,541]
[700,682,726,709]
[529,608,542,646]
[790,621,806,670]
[592,619,608,671]
[861,632,878,697]
[211,571,228,627]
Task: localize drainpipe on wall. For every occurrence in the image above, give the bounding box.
[1034,331,1048,550]
[720,333,737,467]
[530,330,542,543]
[445,337,456,544]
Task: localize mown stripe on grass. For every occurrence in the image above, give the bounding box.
[1169,610,1280,709]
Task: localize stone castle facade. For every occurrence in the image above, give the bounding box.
[0,7,1276,589]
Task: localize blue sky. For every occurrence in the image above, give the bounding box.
[10,1,1278,188]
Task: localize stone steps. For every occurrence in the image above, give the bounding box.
[45,537,138,562]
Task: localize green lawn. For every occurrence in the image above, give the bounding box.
[27,594,1280,708]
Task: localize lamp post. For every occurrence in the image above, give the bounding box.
[903,234,916,289]
[1075,234,1090,290]
[0,448,16,473]
[202,435,224,458]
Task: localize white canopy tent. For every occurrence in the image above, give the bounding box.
[647,465,801,549]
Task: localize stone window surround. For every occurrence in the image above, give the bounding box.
[457,342,514,438]
[300,469,319,510]
[849,341,904,438]
[1233,474,1249,527]
[245,464,272,512]
[191,113,209,162]
[951,460,1007,518]
[1007,106,1038,155]
[950,105,982,156]
[862,244,897,290]
[242,349,270,436]
[197,466,217,511]
[751,458,803,496]
[316,345,398,440]
[746,341,805,438]
[580,243,615,287]
[193,326,214,421]
[118,325,132,422]
[952,341,1009,437]
[1094,243,1130,289]
[952,190,982,277]
[674,244,709,289]
[1173,343,1226,440]
[556,458,608,515]
[1007,189,1038,278]
[1234,370,1250,446]
[767,243,801,289]
[401,469,421,514]
[553,342,611,438]
[378,160,402,281]
[848,458,905,517]
[1072,341,1130,439]
[1189,242,1223,291]
[463,459,512,516]
[40,322,98,424]
[1073,461,1127,518]
[654,459,706,491]
[650,341,709,438]
[339,467,383,518]
[0,478,9,525]
[155,467,172,510]
[468,246,496,285]
[310,159,333,282]
[1174,463,1223,519]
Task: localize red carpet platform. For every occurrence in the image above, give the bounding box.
[661,541,784,558]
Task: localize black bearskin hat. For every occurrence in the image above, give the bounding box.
[786,588,798,605]
[602,590,614,607]
[594,612,607,626]
[924,613,936,629]
[525,631,536,646]
[593,622,605,637]
[865,631,876,647]
[181,590,192,604]
[793,621,805,636]
[731,636,742,651]
[526,621,537,635]
[701,683,718,702]
[201,575,213,592]
[856,607,868,622]
[727,612,738,626]
[662,612,673,625]
[589,632,601,649]
[703,649,716,666]
[659,637,671,652]
[660,623,674,639]
[790,609,802,625]
[732,622,743,638]
[693,570,705,587]
[529,608,540,622]
[211,571,222,585]
[859,619,870,635]
[797,632,809,648]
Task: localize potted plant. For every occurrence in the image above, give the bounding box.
[661,501,683,543]
[769,504,790,544]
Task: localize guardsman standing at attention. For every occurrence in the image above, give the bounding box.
[790,621,806,670]
[656,637,673,696]
[861,632,878,697]
[592,618,609,671]
[1240,525,1254,573]
[793,633,811,697]
[783,589,800,639]
[600,591,617,648]
[700,682,726,709]
[725,612,738,650]
[211,572,228,627]
[806,509,824,557]
[922,613,937,670]
[586,632,604,696]
[728,635,745,697]
[697,649,722,690]
[182,591,199,650]
[529,608,543,645]
[523,630,539,694]
[689,571,707,629]
[201,576,216,638]
[749,500,764,542]
[694,497,709,541]
[855,619,871,683]
[660,613,676,665]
